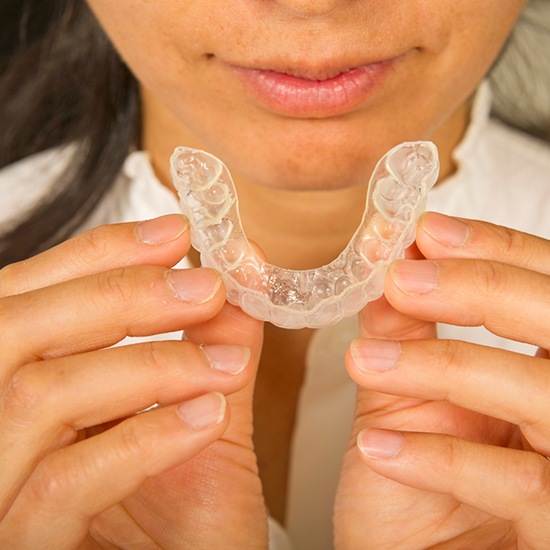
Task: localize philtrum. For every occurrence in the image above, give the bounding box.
[170,142,439,329]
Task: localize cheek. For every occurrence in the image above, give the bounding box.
[442,1,526,71]
[86,0,527,192]
[86,1,208,90]
[404,1,526,124]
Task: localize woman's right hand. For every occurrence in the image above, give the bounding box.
[0,214,268,549]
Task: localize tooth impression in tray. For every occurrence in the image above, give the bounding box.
[170,142,439,329]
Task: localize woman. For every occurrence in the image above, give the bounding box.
[1,1,550,548]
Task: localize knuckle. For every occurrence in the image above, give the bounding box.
[471,259,508,298]
[93,267,137,311]
[72,225,112,266]
[116,416,157,461]
[439,339,466,373]
[515,454,550,504]
[0,299,17,339]
[0,262,25,298]
[137,341,176,375]
[498,224,524,257]
[437,340,470,393]
[443,435,467,481]
[30,454,83,509]
[4,364,46,420]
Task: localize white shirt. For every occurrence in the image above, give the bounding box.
[2,82,550,549]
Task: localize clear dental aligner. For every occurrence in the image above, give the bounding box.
[170,142,439,329]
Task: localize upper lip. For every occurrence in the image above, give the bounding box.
[248,64,365,81]
[225,54,398,82]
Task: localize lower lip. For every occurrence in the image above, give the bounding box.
[229,60,395,118]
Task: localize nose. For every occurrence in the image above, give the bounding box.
[274,0,347,17]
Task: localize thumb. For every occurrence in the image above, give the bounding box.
[185,240,267,422]
[184,301,264,365]
[360,243,436,341]
[350,247,437,425]
[352,293,435,421]
[359,293,435,341]
[185,239,266,368]
[184,295,264,436]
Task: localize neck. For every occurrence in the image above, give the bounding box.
[235,182,366,269]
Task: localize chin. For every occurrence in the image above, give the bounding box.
[222,132,385,193]
[237,150,370,191]
[271,170,366,192]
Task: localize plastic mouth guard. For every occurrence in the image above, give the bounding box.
[170,142,439,329]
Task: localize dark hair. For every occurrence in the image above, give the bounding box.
[0,1,549,268]
[0,0,139,266]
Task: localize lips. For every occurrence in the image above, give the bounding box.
[227,57,398,118]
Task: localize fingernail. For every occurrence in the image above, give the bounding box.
[391,260,439,295]
[135,214,189,245]
[357,429,405,459]
[201,344,250,375]
[177,392,226,429]
[420,212,471,247]
[166,268,222,304]
[350,339,401,372]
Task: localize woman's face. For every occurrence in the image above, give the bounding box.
[86,0,526,190]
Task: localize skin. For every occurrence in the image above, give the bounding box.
[84,0,525,516]
[336,213,550,549]
[87,0,522,268]
[3,0,549,547]
[0,216,268,548]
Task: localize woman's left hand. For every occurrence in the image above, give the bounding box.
[334,212,550,549]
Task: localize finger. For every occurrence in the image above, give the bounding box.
[359,241,435,341]
[347,338,550,453]
[18,342,252,428]
[354,249,437,431]
[357,429,550,548]
[185,301,264,410]
[0,214,190,297]
[2,266,225,367]
[0,394,228,548]
[151,304,267,546]
[417,212,550,274]
[384,257,550,349]
[0,341,252,515]
[359,294,436,341]
[185,302,264,365]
